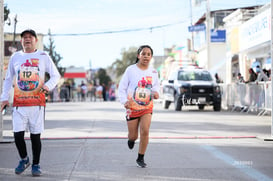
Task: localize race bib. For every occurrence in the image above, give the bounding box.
[132,77,152,106]
[17,59,40,91]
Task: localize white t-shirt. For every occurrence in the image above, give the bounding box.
[1,50,61,107]
[118,64,160,105]
[256,71,269,82]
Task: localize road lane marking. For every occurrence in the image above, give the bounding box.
[201,145,273,181]
[18,135,257,140]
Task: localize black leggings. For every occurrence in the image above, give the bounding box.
[14,131,42,165]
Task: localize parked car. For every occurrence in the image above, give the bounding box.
[161,66,221,111]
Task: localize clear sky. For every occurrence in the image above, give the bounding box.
[3,0,270,69]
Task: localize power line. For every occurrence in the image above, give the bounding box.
[49,20,189,37]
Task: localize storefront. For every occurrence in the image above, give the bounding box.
[239,5,270,76]
[63,67,87,87]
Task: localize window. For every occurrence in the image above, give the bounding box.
[178,71,213,81]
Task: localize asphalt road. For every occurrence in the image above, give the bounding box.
[0,101,273,181]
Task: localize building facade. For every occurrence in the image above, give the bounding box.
[224,4,269,83]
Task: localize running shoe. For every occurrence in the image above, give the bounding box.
[31,164,42,176]
[15,157,30,174]
[136,159,147,168]
[127,140,135,149]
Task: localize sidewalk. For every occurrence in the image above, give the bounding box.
[0,101,272,181]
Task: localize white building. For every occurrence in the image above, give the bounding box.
[191,9,233,82]
[223,4,269,83]
[190,6,264,83]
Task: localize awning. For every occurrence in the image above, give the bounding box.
[63,72,86,78]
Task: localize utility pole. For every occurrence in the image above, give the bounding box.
[206,0,211,70]
[189,0,194,51]
[12,14,17,48]
[270,0,273,138]
[0,0,4,142]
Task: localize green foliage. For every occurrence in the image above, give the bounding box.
[4,5,10,22]
[95,68,111,86]
[43,29,65,76]
[110,46,137,80]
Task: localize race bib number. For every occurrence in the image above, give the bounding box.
[133,87,152,106]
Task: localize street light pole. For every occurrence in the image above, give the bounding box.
[189,0,194,51]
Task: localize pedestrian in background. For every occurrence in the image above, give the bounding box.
[0,29,60,176]
[80,81,87,101]
[60,83,69,102]
[118,45,160,168]
[245,68,257,83]
[96,84,103,101]
[237,73,245,83]
[102,83,107,101]
[263,68,270,79]
[214,73,223,83]
[90,83,97,102]
[236,73,246,108]
[256,66,269,82]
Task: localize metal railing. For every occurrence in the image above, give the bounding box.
[221,82,271,116]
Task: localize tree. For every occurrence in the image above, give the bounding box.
[43,29,65,76]
[110,46,137,81]
[4,5,10,23]
[95,68,111,86]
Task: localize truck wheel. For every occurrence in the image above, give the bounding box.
[174,95,182,111]
[198,104,205,110]
[213,102,221,111]
[162,99,171,109]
